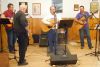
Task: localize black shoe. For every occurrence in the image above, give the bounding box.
[89,47,92,49]
[48,52,53,56]
[9,51,15,54]
[81,46,84,49]
[98,51,100,54]
[14,49,17,51]
[18,61,28,66]
[91,46,93,48]
[89,46,93,49]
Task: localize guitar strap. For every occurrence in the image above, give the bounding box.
[82,12,88,19]
[81,12,88,24]
[53,14,57,29]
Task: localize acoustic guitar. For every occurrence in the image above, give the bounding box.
[75,16,87,31]
[41,19,57,32]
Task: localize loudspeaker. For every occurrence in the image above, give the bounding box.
[32,35,39,43]
[50,54,77,65]
[39,33,48,47]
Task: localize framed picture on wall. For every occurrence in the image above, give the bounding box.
[32,3,41,15]
[90,1,99,13]
[19,2,28,13]
[74,4,79,11]
[52,0,63,13]
[92,0,98,1]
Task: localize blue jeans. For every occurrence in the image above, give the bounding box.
[6,29,16,52]
[47,29,57,54]
[79,26,92,48]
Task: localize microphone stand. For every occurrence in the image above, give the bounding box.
[54,13,57,55]
[93,14,100,60]
[85,13,100,60]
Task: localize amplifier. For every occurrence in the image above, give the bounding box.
[39,33,48,47]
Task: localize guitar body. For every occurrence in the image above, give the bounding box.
[75,23,83,31]
[75,16,86,31]
[41,19,55,32]
[41,23,51,32]
[6,24,13,28]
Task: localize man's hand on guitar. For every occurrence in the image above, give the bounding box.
[9,18,13,23]
[78,20,84,25]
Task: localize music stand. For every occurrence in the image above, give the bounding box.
[0,18,10,52]
[0,18,10,24]
[58,19,73,55]
[59,19,73,29]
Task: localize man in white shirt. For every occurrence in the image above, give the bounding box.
[42,5,61,55]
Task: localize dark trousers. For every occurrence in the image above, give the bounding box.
[79,26,92,48]
[47,29,57,53]
[6,29,16,52]
[16,31,28,62]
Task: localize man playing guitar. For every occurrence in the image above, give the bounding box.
[42,5,61,54]
[74,5,93,49]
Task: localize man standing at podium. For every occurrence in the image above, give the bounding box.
[0,15,8,52]
[3,3,16,53]
[74,6,93,49]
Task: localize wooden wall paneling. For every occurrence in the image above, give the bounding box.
[27,18,42,44]
[68,21,80,41]
[32,18,41,35]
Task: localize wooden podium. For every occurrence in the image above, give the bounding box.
[0,18,9,67]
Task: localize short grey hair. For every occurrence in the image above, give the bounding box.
[50,5,56,10]
[19,4,27,10]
